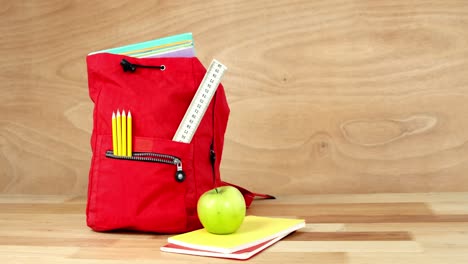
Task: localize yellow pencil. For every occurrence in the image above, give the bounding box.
[121,110,127,156]
[127,111,132,156]
[116,110,122,156]
[112,112,117,155]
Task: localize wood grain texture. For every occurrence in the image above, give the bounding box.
[1,193,468,263]
[1,1,468,194]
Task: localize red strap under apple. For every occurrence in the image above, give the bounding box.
[220,181,275,208]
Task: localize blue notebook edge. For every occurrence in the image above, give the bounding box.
[88,32,193,56]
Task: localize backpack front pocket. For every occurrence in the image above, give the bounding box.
[87,135,195,233]
[105,151,187,183]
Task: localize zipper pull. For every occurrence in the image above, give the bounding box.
[174,158,186,182]
[210,144,216,166]
[120,59,165,72]
[209,142,216,186]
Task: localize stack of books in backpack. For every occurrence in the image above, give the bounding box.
[89,32,195,58]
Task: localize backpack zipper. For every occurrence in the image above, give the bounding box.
[210,90,218,187]
[105,150,186,182]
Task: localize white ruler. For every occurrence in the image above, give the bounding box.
[173,59,227,143]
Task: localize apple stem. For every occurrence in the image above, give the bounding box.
[215,188,219,194]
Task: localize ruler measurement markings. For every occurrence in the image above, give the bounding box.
[173,59,227,143]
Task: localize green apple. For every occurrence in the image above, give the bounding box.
[197,186,246,235]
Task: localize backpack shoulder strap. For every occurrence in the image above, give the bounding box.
[220,181,275,208]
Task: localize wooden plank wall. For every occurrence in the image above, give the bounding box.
[1,0,468,195]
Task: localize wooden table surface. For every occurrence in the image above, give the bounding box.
[1,193,467,263]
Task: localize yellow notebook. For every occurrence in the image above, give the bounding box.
[166,216,305,254]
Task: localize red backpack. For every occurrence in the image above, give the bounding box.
[86,53,273,233]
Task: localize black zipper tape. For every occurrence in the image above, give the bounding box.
[105,150,185,182]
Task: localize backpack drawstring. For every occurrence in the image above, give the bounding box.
[120,59,165,72]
